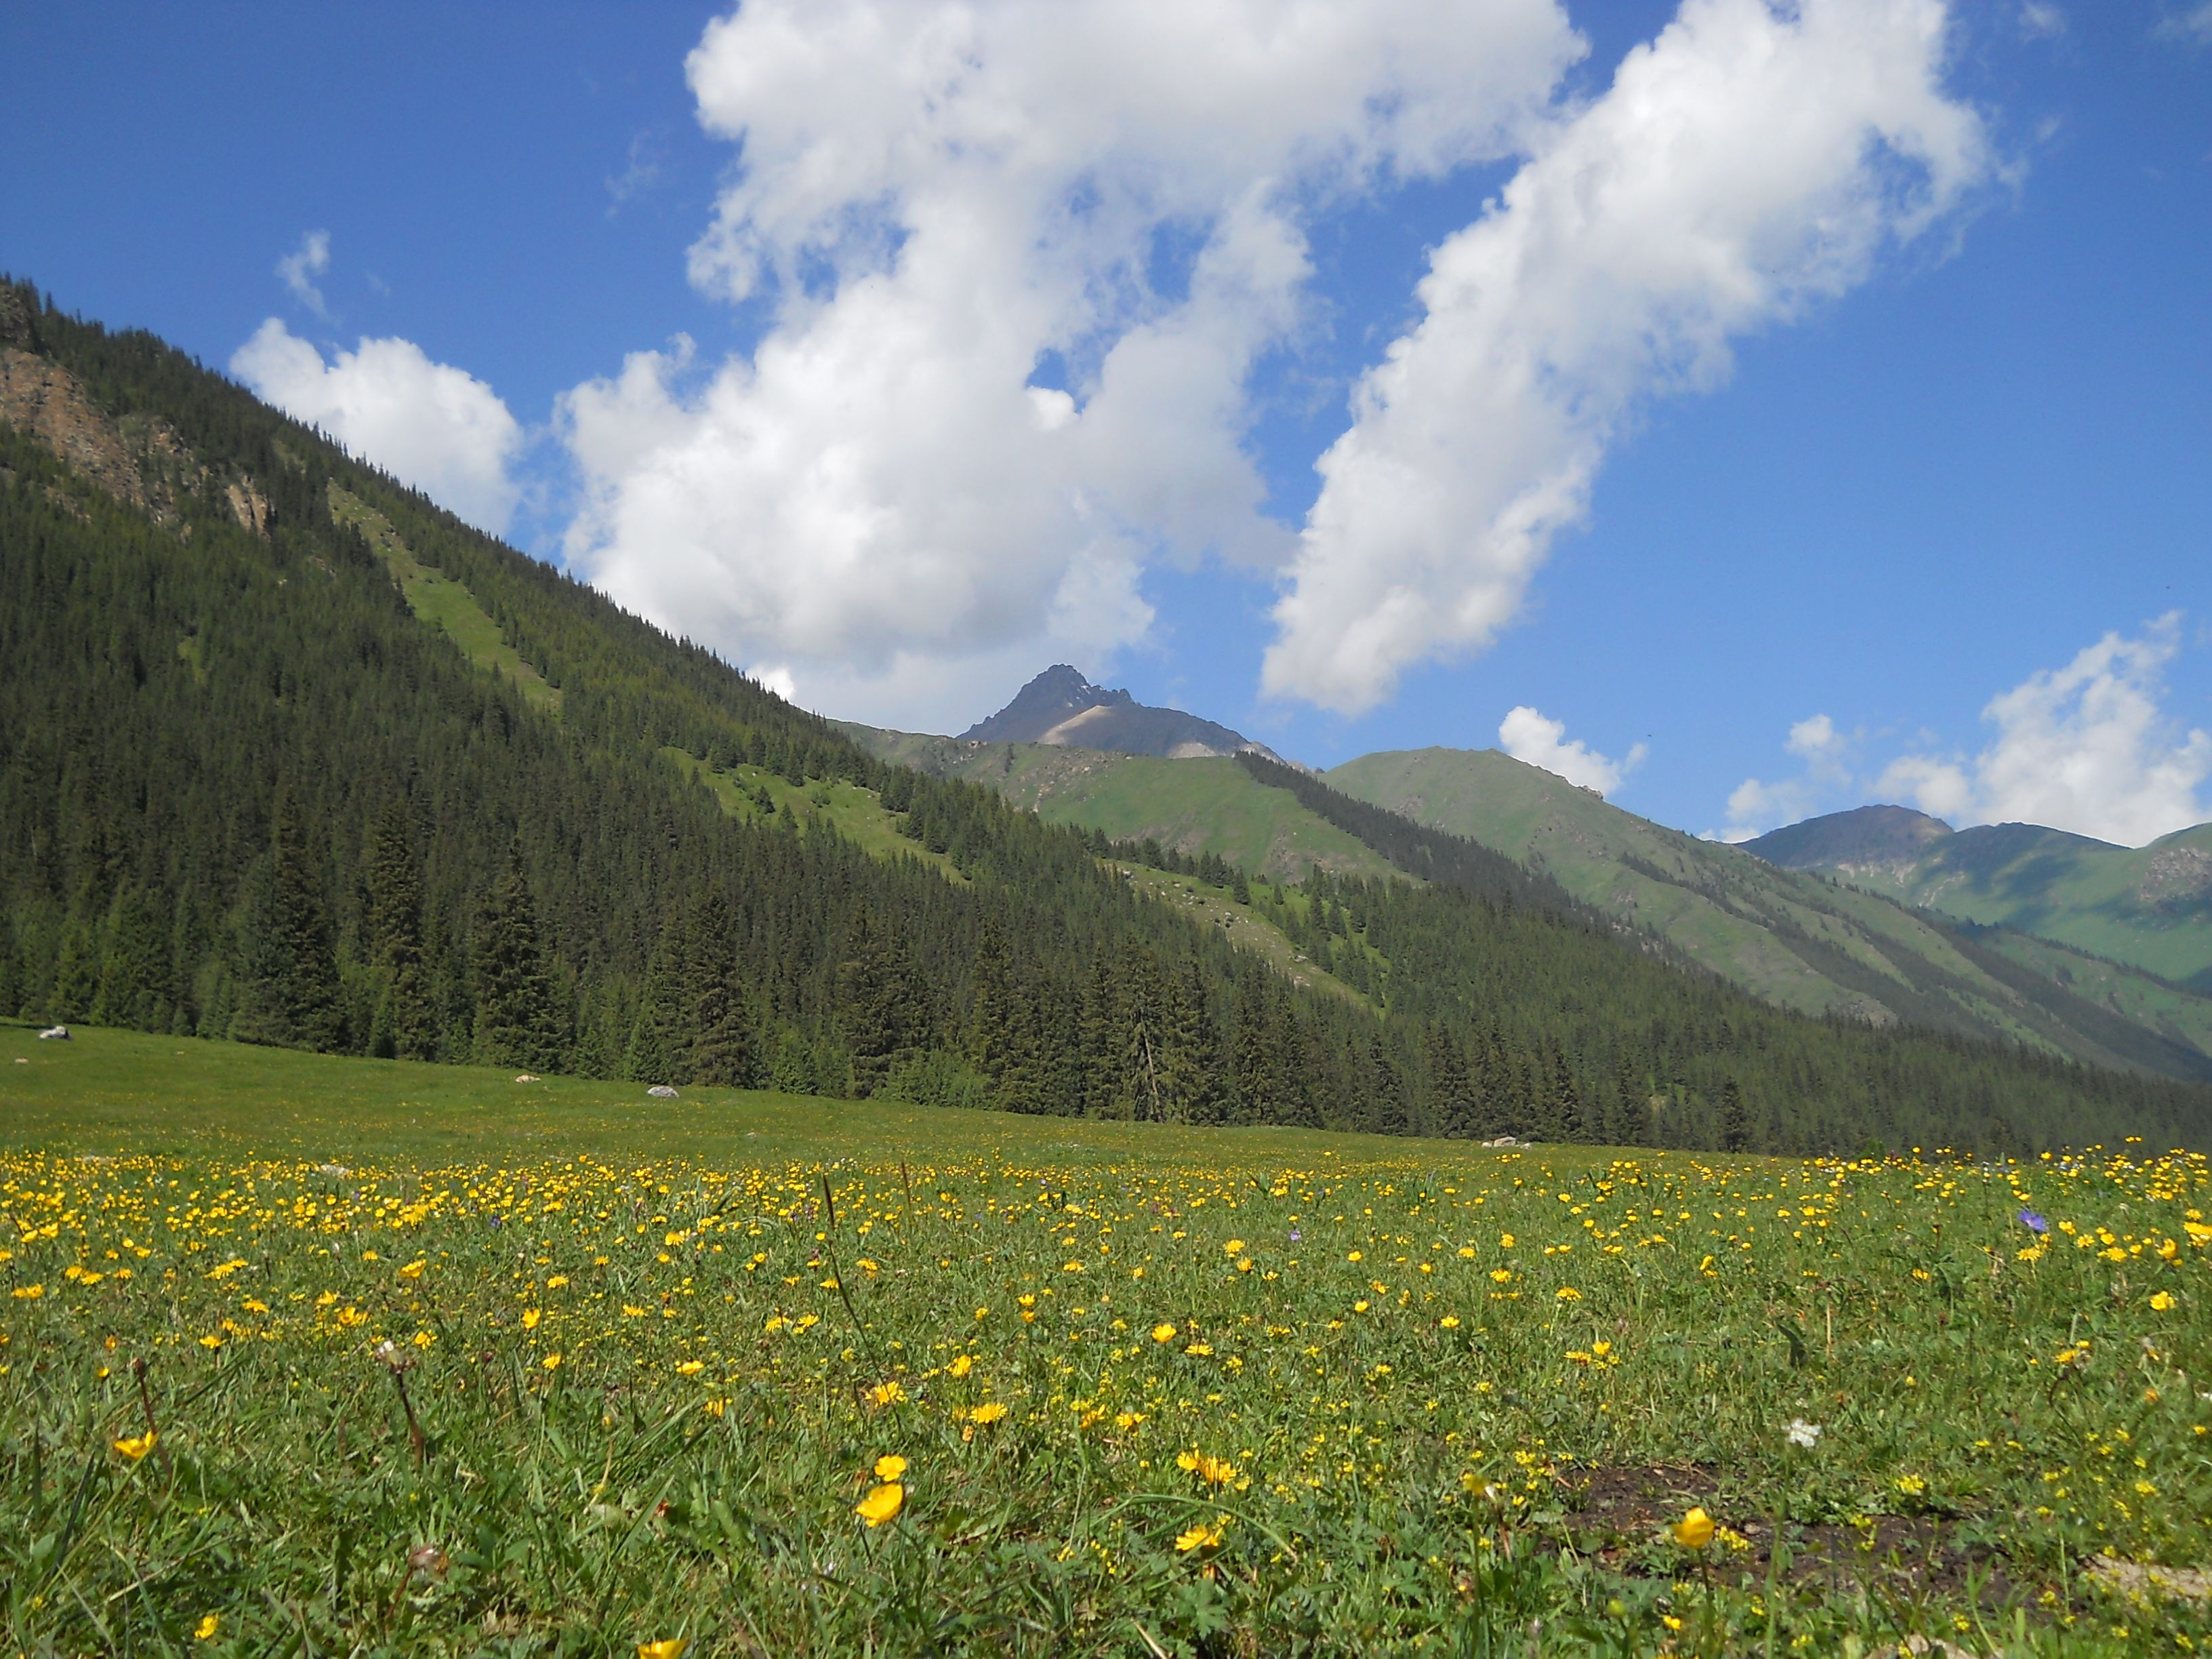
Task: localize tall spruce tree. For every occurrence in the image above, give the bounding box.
[94,884,176,1032]
[1163,958,1224,1125]
[686,890,756,1087]
[232,794,342,1050]
[472,842,560,1071]
[1720,1078,1752,1153]
[626,913,689,1085]
[0,908,19,1019]
[838,904,921,1098]
[966,922,1016,1077]
[363,798,437,1061]
[1427,1026,1476,1139]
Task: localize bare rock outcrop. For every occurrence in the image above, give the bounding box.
[0,346,205,522]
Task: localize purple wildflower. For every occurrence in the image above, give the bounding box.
[1288,1230,1301,1243]
[2018,1208,2048,1235]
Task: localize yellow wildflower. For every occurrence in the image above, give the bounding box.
[1176,1517,1227,1553]
[855,1483,905,1527]
[195,1614,219,1640]
[113,1431,157,1460]
[1177,1450,1237,1486]
[875,1454,909,1481]
[1674,1507,1714,1550]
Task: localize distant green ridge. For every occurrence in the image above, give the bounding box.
[1750,812,2212,994]
[1324,746,2212,1081]
[841,726,1401,884]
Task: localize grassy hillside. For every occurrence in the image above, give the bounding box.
[844,725,1399,884]
[7,1024,2211,1653]
[1795,821,2212,994]
[1325,747,2212,1080]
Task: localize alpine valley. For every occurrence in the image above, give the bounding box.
[6,278,2212,1157]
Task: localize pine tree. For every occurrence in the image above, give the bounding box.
[1720,1078,1752,1153]
[1230,966,1289,1124]
[839,904,920,1098]
[232,794,342,1050]
[1551,1050,1586,1143]
[686,889,756,1087]
[966,921,1016,1079]
[364,798,436,1061]
[1116,940,1168,1122]
[472,842,560,1071]
[1612,1056,1652,1148]
[626,912,689,1084]
[1162,959,1223,1124]
[1427,1026,1476,1138]
[0,907,18,1019]
[1364,1035,1408,1136]
[94,884,176,1032]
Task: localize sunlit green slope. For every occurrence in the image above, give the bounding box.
[1324,747,2212,1078]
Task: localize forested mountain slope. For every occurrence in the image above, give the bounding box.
[855,716,2212,1087]
[3,276,2209,1155]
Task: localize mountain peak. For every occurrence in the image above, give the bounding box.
[960,665,1132,742]
[959,665,1285,762]
[1742,804,1954,873]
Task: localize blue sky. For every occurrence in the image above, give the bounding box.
[5,1,2209,845]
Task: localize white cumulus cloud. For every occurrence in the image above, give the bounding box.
[1263,0,1990,713]
[230,319,523,535]
[1877,616,2211,846]
[1498,705,1645,796]
[277,230,331,316]
[558,0,1584,730]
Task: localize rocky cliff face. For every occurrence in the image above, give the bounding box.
[0,298,268,537]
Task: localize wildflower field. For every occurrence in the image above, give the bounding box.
[5,1027,2212,1656]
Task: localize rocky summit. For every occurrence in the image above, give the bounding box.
[960,663,1285,761]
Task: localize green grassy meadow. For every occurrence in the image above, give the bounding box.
[5,1026,2211,1656]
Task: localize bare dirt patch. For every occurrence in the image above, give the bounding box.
[1557,1464,2035,1607]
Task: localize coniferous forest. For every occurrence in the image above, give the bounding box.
[5,276,2211,1155]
